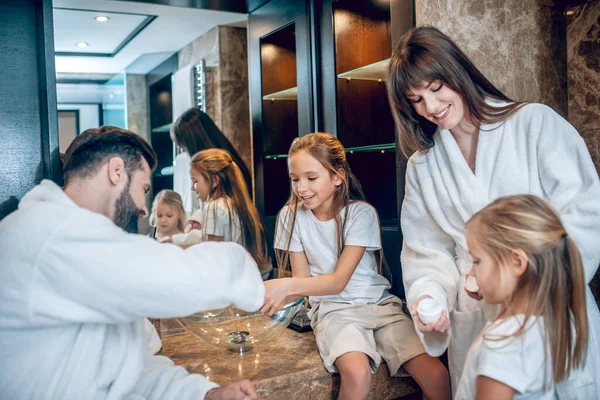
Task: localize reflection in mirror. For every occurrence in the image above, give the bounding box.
[102,72,127,128]
[57,110,78,153]
[51,1,254,244]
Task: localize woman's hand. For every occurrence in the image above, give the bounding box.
[410,295,451,333]
[260,278,293,316]
[157,237,194,249]
[185,220,202,232]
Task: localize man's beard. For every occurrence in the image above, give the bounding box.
[113,181,143,234]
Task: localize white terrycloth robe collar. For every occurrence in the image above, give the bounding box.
[19,179,77,210]
[426,119,504,267]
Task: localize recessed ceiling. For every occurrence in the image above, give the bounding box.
[54,8,153,56]
[53,0,247,75]
[56,83,107,103]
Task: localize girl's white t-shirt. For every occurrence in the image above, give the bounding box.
[191,198,272,279]
[455,315,554,400]
[274,201,391,307]
[202,197,242,244]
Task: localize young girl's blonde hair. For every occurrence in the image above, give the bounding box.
[149,190,186,232]
[276,133,389,280]
[466,194,588,383]
[190,148,269,266]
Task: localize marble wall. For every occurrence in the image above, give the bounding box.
[415,0,568,116]
[567,0,600,306]
[125,74,151,234]
[177,26,252,174]
[178,26,220,122]
[126,74,149,141]
[218,27,252,173]
[567,1,600,171]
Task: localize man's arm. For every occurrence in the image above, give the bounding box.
[29,217,265,325]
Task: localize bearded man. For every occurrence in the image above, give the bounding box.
[0,126,263,400]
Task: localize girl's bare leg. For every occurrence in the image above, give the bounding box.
[335,352,373,400]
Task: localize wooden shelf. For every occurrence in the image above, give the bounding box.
[337,59,389,82]
[264,153,288,160]
[263,87,298,101]
[159,166,174,176]
[345,142,395,153]
[264,143,395,160]
[151,123,172,133]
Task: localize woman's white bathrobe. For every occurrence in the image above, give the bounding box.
[401,103,600,398]
[0,180,265,400]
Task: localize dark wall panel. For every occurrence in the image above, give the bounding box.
[0,0,59,220]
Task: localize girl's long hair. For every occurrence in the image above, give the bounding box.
[387,26,527,158]
[171,107,253,194]
[149,190,186,233]
[190,148,269,266]
[467,194,588,384]
[276,133,389,280]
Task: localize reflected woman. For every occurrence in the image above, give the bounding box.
[170,107,253,214]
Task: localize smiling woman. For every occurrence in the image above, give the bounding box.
[387,26,526,160]
[388,26,600,398]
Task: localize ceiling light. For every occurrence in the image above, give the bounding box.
[76,42,88,48]
[108,93,115,98]
[95,16,109,22]
[565,10,575,16]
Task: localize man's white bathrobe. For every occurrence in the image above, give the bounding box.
[0,180,265,399]
[401,103,600,398]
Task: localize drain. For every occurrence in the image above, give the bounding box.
[228,331,250,344]
[227,331,252,353]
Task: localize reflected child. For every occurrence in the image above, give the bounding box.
[190,148,272,280]
[149,190,186,242]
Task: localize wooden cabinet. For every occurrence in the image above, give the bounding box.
[248,0,314,250]
[249,0,414,297]
[322,0,413,296]
[147,56,178,197]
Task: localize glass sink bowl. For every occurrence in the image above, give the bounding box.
[176,298,304,353]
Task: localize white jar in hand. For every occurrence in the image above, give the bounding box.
[417,298,443,325]
[465,275,480,293]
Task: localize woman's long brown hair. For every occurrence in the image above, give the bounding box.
[171,107,253,194]
[387,26,527,158]
[467,194,588,384]
[191,148,269,267]
[276,133,390,281]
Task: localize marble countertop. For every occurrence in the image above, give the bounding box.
[160,324,329,390]
[159,320,419,398]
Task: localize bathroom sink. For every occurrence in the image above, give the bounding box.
[176,298,304,353]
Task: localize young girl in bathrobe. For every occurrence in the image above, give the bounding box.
[149,190,186,242]
[261,133,450,400]
[190,148,272,280]
[387,26,600,397]
[455,194,588,399]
